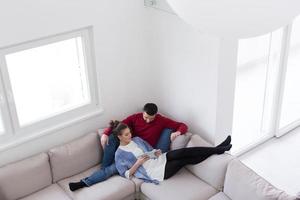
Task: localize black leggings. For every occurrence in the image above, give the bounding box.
[164,146,227,179]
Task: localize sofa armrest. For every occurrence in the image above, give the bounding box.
[224,159,297,200]
[0,153,52,200]
[185,134,235,191]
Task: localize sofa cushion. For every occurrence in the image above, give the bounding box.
[48,132,102,182]
[19,184,71,200]
[131,177,144,193]
[186,153,234,191]
[208,192,231,200]
[0,153,52,200]
[58,165,135,200]
[171,132,192,150]
[224,159,295,200]
[141,168,217,200]
[185,134,234,191]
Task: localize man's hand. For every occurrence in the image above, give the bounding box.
[170,131,181,141]
[101,134,109,149]
[154,149,162,157]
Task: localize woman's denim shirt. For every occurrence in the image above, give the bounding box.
[115,137,160,184]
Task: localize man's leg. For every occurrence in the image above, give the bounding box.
[155,128,172,153]
[101,134,120,168]
[81,163,118,186]
[69,134,120,191]
[69,164,118,191]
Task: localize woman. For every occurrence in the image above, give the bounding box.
[113,121,232,184]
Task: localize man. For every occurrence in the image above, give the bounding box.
[69,103,188,191]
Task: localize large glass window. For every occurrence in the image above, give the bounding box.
[280,16,300,129]
[232,29,283,154]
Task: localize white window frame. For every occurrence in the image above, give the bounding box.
[274,20,300,137]
[273,25,293,137]
[0,27,102,150]
[234,19,300,156]
[231,31,277,155]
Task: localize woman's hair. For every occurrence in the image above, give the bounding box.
[110,120,129,138]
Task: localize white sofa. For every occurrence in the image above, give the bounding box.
[0,132,296,200]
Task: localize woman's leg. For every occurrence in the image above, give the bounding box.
[164,160,185,179]
[217,135,231,147]
[166,145,231,161]
[164,145,231,179]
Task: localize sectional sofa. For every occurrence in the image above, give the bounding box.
[0,132,297,200]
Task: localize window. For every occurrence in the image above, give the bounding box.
[232,15,300,154]
[232,29,283,154]
[279,16,300,130]
[0,28,101,141]
[0,111,4,135]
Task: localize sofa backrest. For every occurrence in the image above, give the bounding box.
[171,132,192,150]
[0,153,52,200]
[48,132,102,182]
[224,159,295,200]
[186,134,212,147]
[185,134,234,191]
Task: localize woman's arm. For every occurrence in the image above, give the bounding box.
[115,150,149,179]
[127,155,149,177]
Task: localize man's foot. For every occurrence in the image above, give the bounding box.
[217,135,231,147]
[69,181,87,191]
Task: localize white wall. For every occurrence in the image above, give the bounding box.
[144,4,238,144]
[0,0,238,165]
[144,7,222,143]
[214,38,238,145]
[0,0,156,165]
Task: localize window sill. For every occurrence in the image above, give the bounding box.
[0,108,103,152]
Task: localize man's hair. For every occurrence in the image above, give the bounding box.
[143,103,158,116]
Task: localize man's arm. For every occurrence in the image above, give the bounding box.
[162,115,188,134]
[161,115,188,141]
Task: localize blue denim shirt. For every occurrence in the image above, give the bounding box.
[115,137,160,184]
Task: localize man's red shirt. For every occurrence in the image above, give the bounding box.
[103,113,188,146]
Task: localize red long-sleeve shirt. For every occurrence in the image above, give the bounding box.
[103,113,188,146]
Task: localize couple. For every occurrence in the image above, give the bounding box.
[69,103,232,190]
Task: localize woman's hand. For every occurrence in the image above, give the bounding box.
[136,155,150,166]
[155,149,162,157]
[128,155,149,178]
